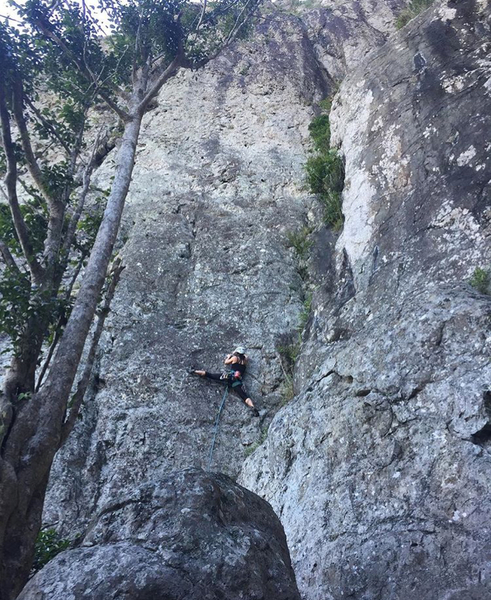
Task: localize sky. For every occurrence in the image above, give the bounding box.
[0,0,24,23]
[0,0,111,32]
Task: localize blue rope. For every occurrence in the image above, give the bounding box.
[207,386,229,470]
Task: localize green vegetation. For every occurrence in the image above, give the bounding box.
[32,529,70,572]
[277,292,313,405]
[277,335,300,403]
[396,0,435,29]
[280,373,295,406]
[299,291,312,329]
[469,267,490,295]
[0,199,104,357]
[305,100,345,229]
[278,292,314,368]
[305,150,344,229]
[245,428,268,457]
[308,115,330,153]
[278,339,301,368]
[286,226,313,261]
[319,97,333,112]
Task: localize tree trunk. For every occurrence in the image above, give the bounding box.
[0,113,142,600]
[38,114,142,432]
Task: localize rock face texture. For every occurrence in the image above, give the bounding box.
[240,1,491,599]
[44,9,325,533]
[20,469,301,600]
[38,1,491,600]
[45,1,406,533]
[299,0,407,80]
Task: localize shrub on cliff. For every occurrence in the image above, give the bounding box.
[32,529,70,572]
[469,267,490,295]
[305,101,344,229]
[396,0,435,29]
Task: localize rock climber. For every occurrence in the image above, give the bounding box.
[192,346,259,416]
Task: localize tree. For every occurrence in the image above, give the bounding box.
[0,1,260,598]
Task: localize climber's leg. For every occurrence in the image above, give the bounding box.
[234,385,259,416]
[191,370,222,380]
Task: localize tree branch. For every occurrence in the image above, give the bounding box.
[99,91,130,122]
[24,96,71,155]
[13,75,80,276]
[0,80,44,284]
[12,76,52,203]
[0,238,20,273]
[219,0,260,50]
[43,99,93,273]
[139,51,183,112]
[196,0,208,31]
[182,0,260,71]
[61,127,103,260]
[27,12,131,122]
[60,258,124,446]
[35,254,85,392]
[132,16,143,85]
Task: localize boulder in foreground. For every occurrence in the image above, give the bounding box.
[19,469,301,600]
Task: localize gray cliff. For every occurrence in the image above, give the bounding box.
[34,0,491,599]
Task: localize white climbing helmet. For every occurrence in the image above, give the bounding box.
[233,346,246,355]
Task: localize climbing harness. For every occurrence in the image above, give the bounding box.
[220,366,245,383]
[207,386,229,470]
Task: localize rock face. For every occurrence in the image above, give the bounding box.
[39,1,491,600]
[44,1,406,533]
[240,1,491,599]
[44,10,325,534]
[20,469,300,600]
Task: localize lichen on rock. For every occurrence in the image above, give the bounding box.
[240,1,491,599]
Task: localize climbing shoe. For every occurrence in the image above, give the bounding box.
[252,408,260,417]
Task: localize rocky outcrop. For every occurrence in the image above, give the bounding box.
[44,1,406,536]
[240,1,491,599]
[20,469,301,600]
[299,0,408,80]
[44,9,326,534]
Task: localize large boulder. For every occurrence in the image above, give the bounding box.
[19,469,300,600]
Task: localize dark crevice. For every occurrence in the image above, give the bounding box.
[407,385,424,400]
[470,391,491,447]
[483,391,491,413]
[94,136,117,168]
[471,423,491,447]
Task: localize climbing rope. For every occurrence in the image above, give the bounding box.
[207,386,229,470]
